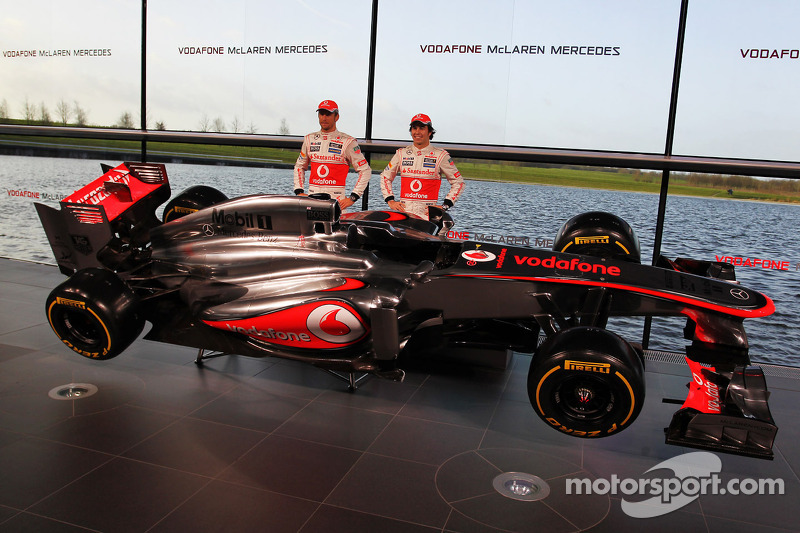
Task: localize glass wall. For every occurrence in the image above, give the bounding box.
[372,0,680,151]
[146,0,373,135]
[4,0,800,163]
[2,0,800,365]
[0,0,141,128]
[656,173,800,366]
[673,0,800,161]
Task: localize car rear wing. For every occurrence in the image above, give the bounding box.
[35,162,171,275]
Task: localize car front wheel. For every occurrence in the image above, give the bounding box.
[528,326,645,438]
[162,185,228,223]
[553,211,641,263]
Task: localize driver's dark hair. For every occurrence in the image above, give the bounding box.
[409,122,435,140]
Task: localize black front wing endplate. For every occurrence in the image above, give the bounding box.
[665,365,778,460]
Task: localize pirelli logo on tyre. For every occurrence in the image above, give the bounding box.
[574,235,609,245]
[55,297,86,309]
[564,360,611,373]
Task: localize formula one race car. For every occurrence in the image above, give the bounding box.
[35,162,778,459]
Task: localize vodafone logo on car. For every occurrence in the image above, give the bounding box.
[307,304,365,344]
[203,300,368,349]
[461,249,496,262]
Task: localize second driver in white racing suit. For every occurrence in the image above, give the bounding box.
[293,100,372,210]
[380,113,465,220]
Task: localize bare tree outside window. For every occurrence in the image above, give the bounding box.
[39,102,51,124]
[0,99,9,120]
[56,98,70,125]
[278,118,290,135]
[212,117,226,132]
[22,97,35,123]
[117,111,135,129]
[73,101,88,126]
[246,121,258,134]
[198,114,210,132]
[231,116,241,133]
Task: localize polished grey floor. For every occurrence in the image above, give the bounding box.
[0,257,798,532]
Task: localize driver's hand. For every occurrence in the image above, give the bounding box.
[338,197,355,209]
[388,200,405,211]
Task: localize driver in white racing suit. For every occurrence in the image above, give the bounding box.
[380,113,465,220]
[293,100,372,210]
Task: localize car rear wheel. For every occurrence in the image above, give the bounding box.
[553,211,641,263]
[527,326,645,438]
[46,268,144,360]
[162,185,228,223]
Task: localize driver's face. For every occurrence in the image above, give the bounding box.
[318,110,339,133]
[411,124,431,147]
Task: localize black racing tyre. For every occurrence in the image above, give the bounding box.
[46,268,144,360]
[553,211,641,263]
[162,185,228,223]
[527,326,645,438]
[307,192,332,200]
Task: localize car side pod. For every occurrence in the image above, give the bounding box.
[665,360,777,459]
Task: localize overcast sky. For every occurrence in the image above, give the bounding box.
[2,0,800,161]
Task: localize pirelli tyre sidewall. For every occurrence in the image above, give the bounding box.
[46,268,144,360]
[162,185,228,223]
[528,327,645,438]
[553,211,641,263]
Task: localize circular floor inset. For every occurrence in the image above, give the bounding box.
[49,383,98,400]
[493,471,550,502]
[436,448,609,532]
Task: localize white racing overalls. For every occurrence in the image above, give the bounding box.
[293,129,372,201]
[380,144,465,219]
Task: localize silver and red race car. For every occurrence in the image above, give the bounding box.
[35,162,778,459]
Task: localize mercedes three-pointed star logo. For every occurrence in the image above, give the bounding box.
[729,287,750,300]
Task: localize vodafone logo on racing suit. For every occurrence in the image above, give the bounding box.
[310,161,348,188]
[400,175,440,200]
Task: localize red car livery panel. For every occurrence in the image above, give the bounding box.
[321,278,368,291]
[683,358,723,414]
[203,300,369,349]
[64,163,166,222]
